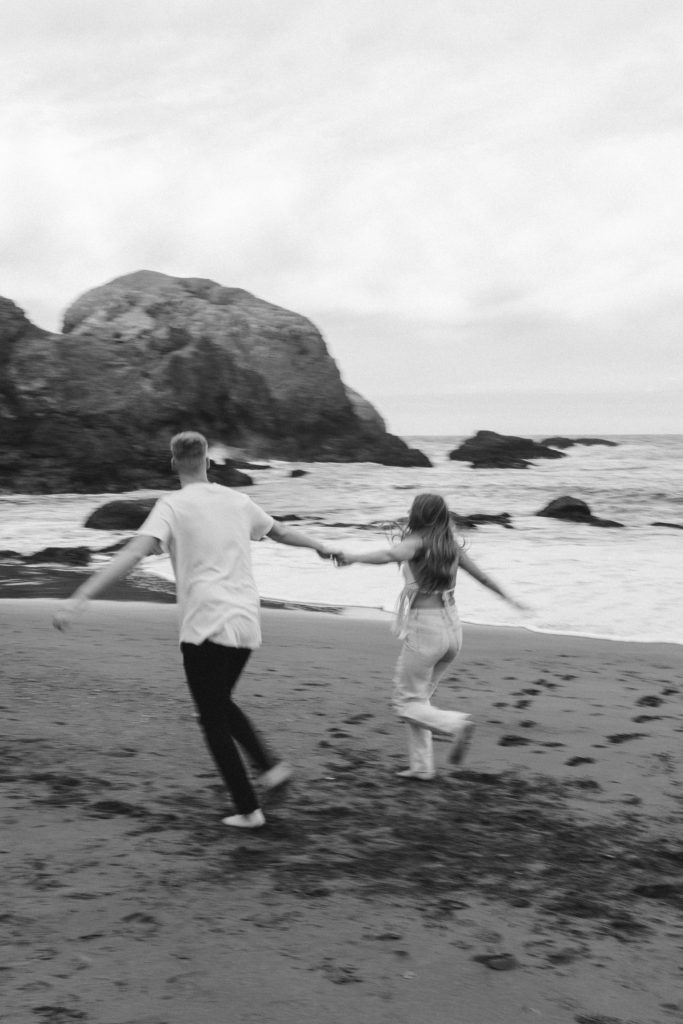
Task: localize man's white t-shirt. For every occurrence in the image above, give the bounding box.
[138,483,274,649]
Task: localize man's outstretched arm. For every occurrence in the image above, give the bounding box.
[53,534,159,631]
[266,521,333,558]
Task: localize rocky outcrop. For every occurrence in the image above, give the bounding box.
[536,496,624,528]
[449,431,566,469]
[0,273,429,493]
[541,436,619,449]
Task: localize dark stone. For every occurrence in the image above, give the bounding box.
[290,469,308,478]
[541,436,619,449]
[652,521,683,530]
[85,498,158,530]
[453,512,513,529]
[231,460,271,470]
[209,462,253,487]
[449,430,566,469]
[536,496,624,528]
[23,546,91,566]
[541,436,577,449]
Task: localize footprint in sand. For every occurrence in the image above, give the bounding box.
[498,735,531,747]
[472,952,518,971]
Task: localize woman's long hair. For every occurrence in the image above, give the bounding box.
[402,493,460,591]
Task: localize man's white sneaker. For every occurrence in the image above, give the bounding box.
[259,762,292,791]
[221,809,266,829]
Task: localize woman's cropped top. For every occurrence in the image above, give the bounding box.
[393,558,458,638]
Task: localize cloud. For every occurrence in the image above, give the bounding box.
[0,0,681,431]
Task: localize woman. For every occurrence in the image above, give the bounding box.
[336,493,527,780]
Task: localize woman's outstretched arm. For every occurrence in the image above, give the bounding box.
[458,550,529,610]
[336,537,421,566]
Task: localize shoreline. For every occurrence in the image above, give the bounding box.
[2,561,682,649]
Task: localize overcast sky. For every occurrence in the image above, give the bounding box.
[1,0,681,435]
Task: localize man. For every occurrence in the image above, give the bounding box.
[54,431,333,829]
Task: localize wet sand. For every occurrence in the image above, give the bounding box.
[2,597,683,1024]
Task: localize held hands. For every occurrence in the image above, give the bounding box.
[315,544,351,566]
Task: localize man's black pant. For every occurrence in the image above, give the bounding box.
[181,640,276,815]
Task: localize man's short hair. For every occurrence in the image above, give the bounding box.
[170,431,209,466]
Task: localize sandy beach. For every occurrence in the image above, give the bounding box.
[2,595,683,1024]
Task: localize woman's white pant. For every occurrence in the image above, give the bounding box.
[392,607,468,775]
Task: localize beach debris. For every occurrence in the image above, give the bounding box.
[536,496,624,528]
[316,958,363,984]
[472,952,518,970]
[574,1015,640,1024]
[632,881,678,899]
[32,1007,87,1023]
[606,733,647,744]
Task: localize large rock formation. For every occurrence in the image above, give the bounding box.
[449,430,566,469]
[0,273,429,492]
